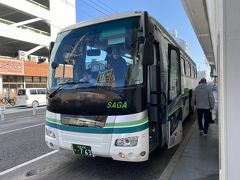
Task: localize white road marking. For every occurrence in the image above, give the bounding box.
[3,106,46,115]
[0,123,45,135]
[0,150,59,176]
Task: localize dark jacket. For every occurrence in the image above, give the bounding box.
[107,56,127,85]
[192,83,215,109]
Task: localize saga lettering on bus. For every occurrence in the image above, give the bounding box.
[107,101,127,109]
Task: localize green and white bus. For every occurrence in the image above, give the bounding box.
[44,11,197,162]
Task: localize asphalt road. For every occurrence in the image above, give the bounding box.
[0,107,46,133]
[0,107,52,173]
[0,108,195,180]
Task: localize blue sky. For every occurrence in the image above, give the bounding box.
[76,0,208,71]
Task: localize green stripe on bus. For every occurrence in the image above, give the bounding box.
[45,121,148,134]
[168,106,182,117]
[168,99,183,116]
[46,117,148,128]
[105,117,148,127]
[46,117,61,124]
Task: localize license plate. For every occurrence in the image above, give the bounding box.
[72,144,93,157]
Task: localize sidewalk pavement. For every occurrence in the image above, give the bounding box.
[170,122,219,180]
[0,105,46,114]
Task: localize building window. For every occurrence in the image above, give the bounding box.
[3,76,24,82]
[25,77,33,82]
[41,77,47,82]
[26,84,34,88]
[33,77,40,82]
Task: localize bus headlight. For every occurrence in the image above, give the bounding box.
[115,136,138,147]
[46,128,56,138]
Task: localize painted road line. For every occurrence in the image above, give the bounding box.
[0,123,45,135]
[159,120,197,180]
[3,106,46,115]
[0,150,59,176]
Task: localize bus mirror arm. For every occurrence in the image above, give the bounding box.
[149,91,167,111]
[49,41,55,57]
[142,36,154,65]
[160,92,167,113]
[38,41,54,64]
[160,92,167,102]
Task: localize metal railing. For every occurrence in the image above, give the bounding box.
[0,18,50,36]
[26,0,49,10]
[0,105,46,121]
[0,18,12,25]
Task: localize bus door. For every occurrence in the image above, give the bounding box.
[166,44,183,149]
[148,41,163,151]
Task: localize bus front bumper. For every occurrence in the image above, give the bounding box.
[45,125,149,162]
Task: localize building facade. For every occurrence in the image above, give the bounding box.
[0,0,76,98]
[182,0,240,179]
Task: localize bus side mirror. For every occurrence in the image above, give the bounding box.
[51,62,58,69]
[142,39,154,65]
[38,41,54,64]
[37,57,47,64]
[49,41,55,56]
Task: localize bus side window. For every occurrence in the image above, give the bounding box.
[185,62,190,77]
[189,63,191,77]
[180,58,185,75]
[168,45,181,103]
[195,69,197,79]
[191,65,194,78]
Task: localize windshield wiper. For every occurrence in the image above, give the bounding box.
[48,82,73,98]
[84,85,113,89]
[66,33,89,61]
[48,81,87,98]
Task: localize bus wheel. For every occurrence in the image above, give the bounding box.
[161,143,168,151]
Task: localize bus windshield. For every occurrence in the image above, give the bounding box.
[48,17,143,90]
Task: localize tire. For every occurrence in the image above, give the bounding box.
[32,101,39,108]
[161,143,168,151]
[9,99,15,106]
[1,98,7,104]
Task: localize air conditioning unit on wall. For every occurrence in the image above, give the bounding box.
[18,50,28,61]
[29,55,38,62]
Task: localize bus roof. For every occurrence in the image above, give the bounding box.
[59,11,144,34]
[59,11,196,68]
[149,16,196,67]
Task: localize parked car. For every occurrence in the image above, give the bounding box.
[16,88,46,107]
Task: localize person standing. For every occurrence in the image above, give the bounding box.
[192,78,215,136]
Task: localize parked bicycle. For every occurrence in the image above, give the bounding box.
[1,97,16,106]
